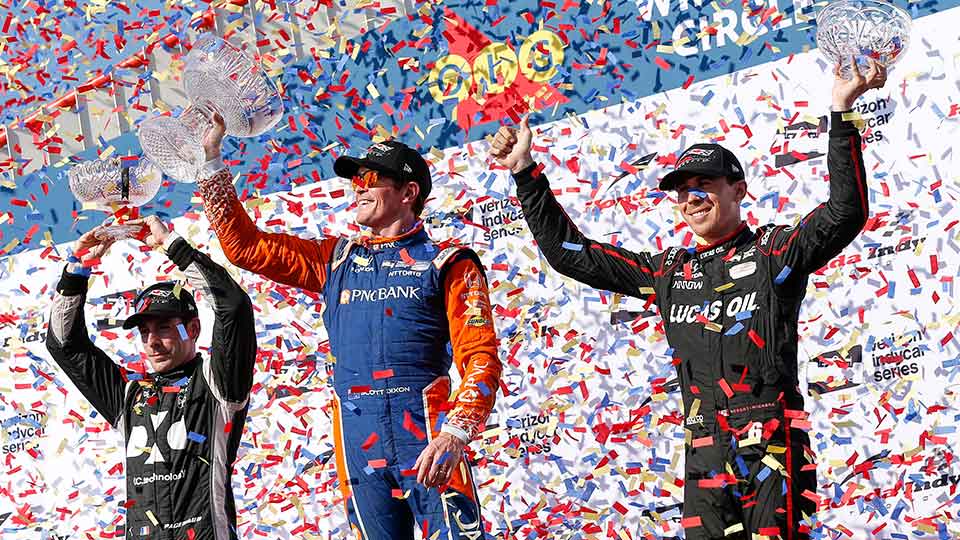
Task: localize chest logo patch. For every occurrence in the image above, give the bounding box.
[729,261,757,280]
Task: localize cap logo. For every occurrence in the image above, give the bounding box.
[676,148,717,169]
[403,164,413,173]
[676,155,700,168]
[365,143,393,158]
[148,289,174,298]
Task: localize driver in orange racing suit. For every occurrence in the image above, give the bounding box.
[196,123,501,540]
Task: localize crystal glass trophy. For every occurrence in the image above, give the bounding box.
[816,0,911,77]
[67,157,163,240]
[138,34,284,182]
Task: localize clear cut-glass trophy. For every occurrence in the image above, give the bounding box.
[815,0,912,77]
[67,157,163,240]
[138,34,284,182]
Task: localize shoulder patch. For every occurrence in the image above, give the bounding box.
[756,224,791,255]
[433,245,466,269]
[330,237,354,272]
[657,247,687,277]
[756,226,773,245]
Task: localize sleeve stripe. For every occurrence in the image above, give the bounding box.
[592,244,640,267]
[850,135,868,217]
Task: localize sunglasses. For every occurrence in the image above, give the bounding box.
[351,169,381,190]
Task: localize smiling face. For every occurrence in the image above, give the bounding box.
[674,175,747,244]
[352,167,420,231]
[137,316,200,373]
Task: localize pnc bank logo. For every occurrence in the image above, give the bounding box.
[339,286,422,304]
[427,9,568,132]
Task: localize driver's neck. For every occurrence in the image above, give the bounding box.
[155,351,197,376]
[369,213,418,238]
[699,221,746,248]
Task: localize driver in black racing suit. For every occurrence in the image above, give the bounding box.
[489,60,887,539]
[46,215,256,540]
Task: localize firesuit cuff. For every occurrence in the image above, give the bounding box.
[829,110,859,137]
[161,231,182,252]
[58,265,90,295]
[199,156,227,180]
[164,234,198,271]
[440,423,471,444]
[512,161,544,189]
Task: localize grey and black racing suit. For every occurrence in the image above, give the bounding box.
[46,234,256,540]
[512,111,867,539]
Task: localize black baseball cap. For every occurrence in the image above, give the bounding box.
[659,143,745,191]
[122,282,199,330]
[334,140,432,199]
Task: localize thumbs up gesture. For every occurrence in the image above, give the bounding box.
[490,115,535,174]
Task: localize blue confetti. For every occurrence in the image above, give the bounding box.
[774,266,792,285]
[725,322,745,336]
[756,466,772,482]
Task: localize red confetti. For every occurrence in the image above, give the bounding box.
[402,410,426,440]
[399,248,417,265]
[360,432,379,451]
[908,269,920,288]
[748,329,765,348]
[718,378,734,398]
[692,436,714,448]
[373,369,394,379]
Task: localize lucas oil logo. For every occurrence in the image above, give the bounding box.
[669,292,759,324]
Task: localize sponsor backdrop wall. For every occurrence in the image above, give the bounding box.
[1,0,960,538]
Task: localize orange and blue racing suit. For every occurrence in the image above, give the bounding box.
[198,168,502,540]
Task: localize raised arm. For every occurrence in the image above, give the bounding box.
[45,230,128,428]
[767,58,886,279]
[196,167,338,292]
[131,216,258,405]
[196,114,337,292]
[490,117,659,297]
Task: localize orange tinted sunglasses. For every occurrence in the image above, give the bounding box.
[351,169,380,190]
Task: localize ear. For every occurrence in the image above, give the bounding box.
[403,181,420,207]
[734,180,747,203]
[187,318,201,340]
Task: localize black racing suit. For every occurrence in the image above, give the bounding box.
[513,111,867,539]
[46,234,256,540]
